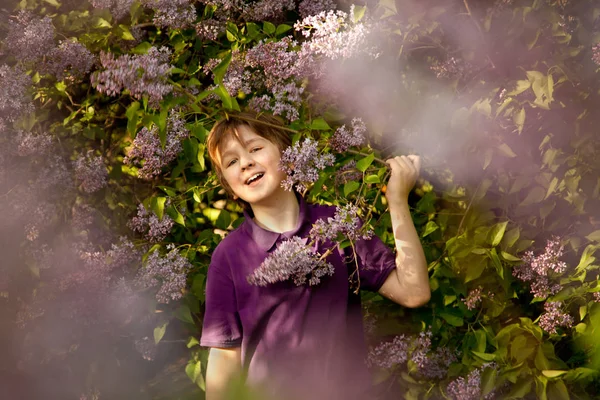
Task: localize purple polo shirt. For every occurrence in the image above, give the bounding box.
[200,195,396,400]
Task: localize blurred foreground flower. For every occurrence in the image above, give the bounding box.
[247,236,334,286]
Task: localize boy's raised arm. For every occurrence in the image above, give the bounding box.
[206,347,242,400]
[378,155,431,308]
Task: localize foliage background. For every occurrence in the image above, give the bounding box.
[2,0,600,399]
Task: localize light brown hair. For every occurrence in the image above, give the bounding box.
[207,111,292,206]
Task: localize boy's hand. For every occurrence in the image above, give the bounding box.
[385,155,421,203]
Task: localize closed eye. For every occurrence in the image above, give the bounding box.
[250,147,262,153]
[226,159,237,167]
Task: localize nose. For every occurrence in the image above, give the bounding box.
[240,155,255,171]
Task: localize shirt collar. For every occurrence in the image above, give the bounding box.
[243,192,309,252]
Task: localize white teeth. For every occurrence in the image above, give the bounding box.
[247,173,263,184]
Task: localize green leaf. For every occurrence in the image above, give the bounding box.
[43,0,61,6]
[439,312,463,326]
[174,304,194,324]
[503,227,520,248]
[352,5,367,23]
[215,210,231,230]
[586,230,600,242]
[488,248,504,279]
[472,351,496,361]
[364,174,380,184]
[542,370,567,378]
[152,197,167,220]
[513,107,526,134]
[500,251,521,262]
[213,52,232,85]
[263,21,276,35]
[94,17,112,29]
[166,206,185,226]
[186,336,200,348]
[487,221,508,247]
[154,322,168,344]
[126,102,140,135]
[422,221,439,237]
[343,181,360,196]
[119,24,135,40]
[506,80,531,96]
[309,118,331,130]
[185,360,202,383]
[520,186,545,206]
[192,273,206,302]
[497,143,517,158]
[275,24,292,35]
[356,153,375,172]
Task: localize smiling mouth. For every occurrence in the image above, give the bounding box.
[245,173,264,185]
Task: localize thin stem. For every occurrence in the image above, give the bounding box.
[346,149,390,168]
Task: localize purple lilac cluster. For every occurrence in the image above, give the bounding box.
[107,237,142,269]
[24,202,57,242]
[128,203,174,243]
[123,110,189,179]
[5,11,55,63]
[330,118,367,152]
[446,368,483,400]
[0,64,33,124]
[430,57,473,80]
[310,204,373,243]
[463,287,483,310]
[593,292,600,302]
[134,336,158,361]
[242,0,295,21]
[294,7,380,60]
[142,0,197,30]
[135,245,191,303]
[539,301,573,334]
[279,138,335,192]
[71,204,96,231]
[195,19,226,41]
[36,155,74,190]
[411,331,457,379]
[90,0,134,20]
[334,160,362,185]
[74,150,108,193]
[366,335,409,368]
[91,47,173,107]
[247,236,334,286]
[298,0,337,18]
[513,237,567,298]
[43,40,96,80]
[14,131,53,156]
[592,44,600,66]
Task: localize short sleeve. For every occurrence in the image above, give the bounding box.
[349,231,396,292]
[200,247,243,348]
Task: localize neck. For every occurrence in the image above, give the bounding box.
[250,190,300,233]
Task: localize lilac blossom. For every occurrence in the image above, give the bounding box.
[0,64,33,123]
[593,292,600,302]
[71,204,97,231]
[279,138,335,192]
[134,336,158,361]
[42,40,96,80]
[135,245,191,303]
[128,203,174,243]
[410,331,457,379]
[334,160,361,185]
[539,301,573,334]
[298,0,337,18]
[294,7,380,60]
[14,130,53,156]
[91,47,173,107]
[90,0,134,20]
[463,287,483,310]
[241,0,295,21]
[195,19,226,41]
[367,335,409,368]
[123,110,189,179]
[513,236,567,298]
[247,236,334,287]
[446,368,483,400]
[593,44,600,66]
[142,0,197,30]
[5,11,55,63]
[107,237,142,269]
[309,204,373,243]
[36,155,74,190]
[330,118,367,152]
[430,57,473,80]
[74,150,108,193]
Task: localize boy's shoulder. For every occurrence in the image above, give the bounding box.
[307,201,337,220]
[211,218,252,258]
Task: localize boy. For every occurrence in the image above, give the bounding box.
[201,111,430,400]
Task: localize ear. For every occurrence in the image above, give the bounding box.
[233,194,239,200]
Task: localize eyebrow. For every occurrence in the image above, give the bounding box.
[220,137,265,162]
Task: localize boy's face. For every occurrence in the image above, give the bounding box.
[218,125,288,206]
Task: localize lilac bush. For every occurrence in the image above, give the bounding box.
[298,0,336,18]
[539,301,573,334]
[0,64,33,123]
[366,334,409,368]
[42,40,96,80]
[142,0,197,30]
[247,236,334,286]
[90,0,134,20]
[309,203,373,243]
[74,151,108,193]
[330,117,367,152]
[5,11,55,63]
